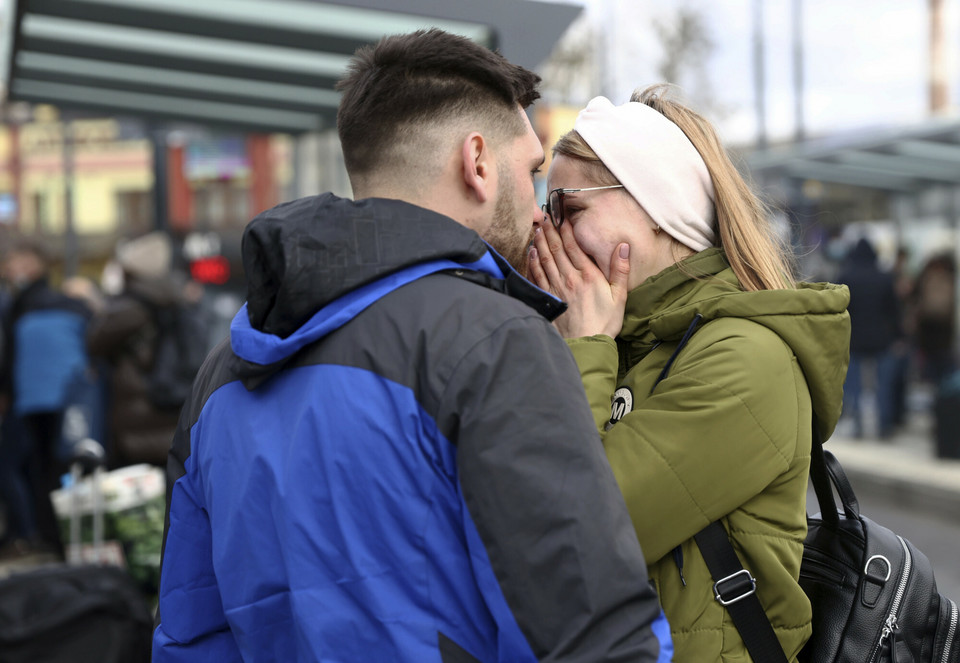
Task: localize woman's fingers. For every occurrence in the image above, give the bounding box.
[557,219,594,273]
[539,216,577,275]
[608,243,632,305]
[532,225,563,288]
[527,244,551,292]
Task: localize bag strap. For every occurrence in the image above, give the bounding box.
[808,418,859,525]
[822,450,859,518]
[694,522,790,663]
[650,313,788,662]
[694,418,862,662]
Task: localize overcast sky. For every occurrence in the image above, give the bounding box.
[576,0,943,147]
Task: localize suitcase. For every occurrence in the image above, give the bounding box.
[0,439,154,662]
[934,388,960,459]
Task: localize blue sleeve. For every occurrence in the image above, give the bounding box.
[152,454,242,662]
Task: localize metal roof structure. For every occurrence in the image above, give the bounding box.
[744,115,960,194]
[1,0,582,134]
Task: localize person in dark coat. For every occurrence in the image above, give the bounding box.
[837,237,902,438]
[86,231,205,468]
[911,252,956,384]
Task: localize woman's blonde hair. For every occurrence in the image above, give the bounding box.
[553,84,796,291]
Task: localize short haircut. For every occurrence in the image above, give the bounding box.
[336,29,541,183]
[4,234,51,267]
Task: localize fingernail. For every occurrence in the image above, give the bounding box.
[619,244,630,259]
[530,247,538,260]
[535,226,542,234]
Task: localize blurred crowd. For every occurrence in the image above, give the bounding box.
[827,236,957,442]
[0,232,210,561]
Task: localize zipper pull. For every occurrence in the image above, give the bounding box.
[672,546,686,587]
[882,615,901,663]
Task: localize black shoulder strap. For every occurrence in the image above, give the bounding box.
[652,313,789,663]
[694,521,789,663]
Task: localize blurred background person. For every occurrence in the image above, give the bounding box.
[911,252,956,386]
[0,236,92,559]
[0,281,20,556]
[836,237,903,439]
[86,231,208,469]
[59,275,110,467]
[890,246,915,429]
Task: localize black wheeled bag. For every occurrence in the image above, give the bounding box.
[0,563,154,663]
[0,441,154,663]
[799,448,958,663]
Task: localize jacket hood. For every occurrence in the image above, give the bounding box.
[623,249,851,440]
[230,194,553,375]
[242,194,490,338]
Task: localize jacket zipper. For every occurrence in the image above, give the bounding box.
[869,536,912,663]
[942,599,958,663]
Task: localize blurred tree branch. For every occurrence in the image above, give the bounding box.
[538,18,599,105]
[653,5,728,120]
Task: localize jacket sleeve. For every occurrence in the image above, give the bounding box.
[438,315,671,663]
[599,323,805,564]
[565,335,620,432]
[152,417,243,662]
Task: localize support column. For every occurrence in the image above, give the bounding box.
[150,124,168,231]
[62,119,78,278]
[167,141,193,234]
[248,134,276,218]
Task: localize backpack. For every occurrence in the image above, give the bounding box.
[799,445,958,662]
[145,302,208,411]
[656,314,959,663]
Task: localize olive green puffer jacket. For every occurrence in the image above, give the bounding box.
[566,249,851,662]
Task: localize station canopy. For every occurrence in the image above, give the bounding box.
[745,115,960,194]
[2,0,581,134]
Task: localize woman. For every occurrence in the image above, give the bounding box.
[529,85,850,662]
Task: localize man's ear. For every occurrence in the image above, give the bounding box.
[461,132,491,204]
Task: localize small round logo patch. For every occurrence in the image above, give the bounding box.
[608,386,634,426]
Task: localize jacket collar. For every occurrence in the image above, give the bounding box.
[620,249,731,342]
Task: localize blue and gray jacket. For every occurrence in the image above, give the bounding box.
[152,194,672,663]
[0,278,89,416]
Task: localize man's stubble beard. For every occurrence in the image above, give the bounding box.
[485,170,535,278]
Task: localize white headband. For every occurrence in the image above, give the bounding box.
[574,96,716,252]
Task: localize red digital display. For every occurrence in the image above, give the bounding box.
[190,256,231,285]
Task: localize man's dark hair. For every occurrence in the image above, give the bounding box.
[336,28,541,180]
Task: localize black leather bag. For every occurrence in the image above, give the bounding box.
[799,448,959,663]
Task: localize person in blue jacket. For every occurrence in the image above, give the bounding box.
[152,29,672,663]
[0,236,90,558]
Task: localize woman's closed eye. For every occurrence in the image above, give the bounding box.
[563,205,584,222]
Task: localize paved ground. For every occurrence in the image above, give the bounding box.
[826,384,960,525]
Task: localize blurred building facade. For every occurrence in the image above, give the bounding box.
[0,0,583,287]
[0,104,294,292]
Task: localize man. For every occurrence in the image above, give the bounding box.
[153,29,671,663]
[0,237,90,558]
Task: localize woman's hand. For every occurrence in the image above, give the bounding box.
[528,219,630,339]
